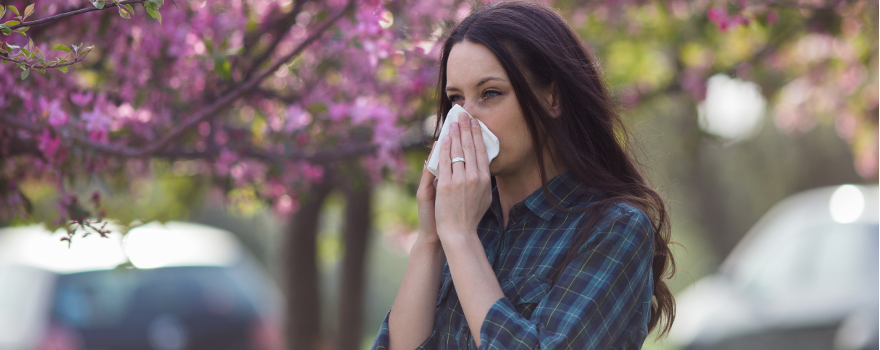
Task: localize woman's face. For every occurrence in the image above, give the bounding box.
[445,41,536,177]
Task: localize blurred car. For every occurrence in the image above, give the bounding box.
[670,184,879,350]
[0,221,285,350]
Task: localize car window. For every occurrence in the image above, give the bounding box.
[51,266,261,349]
[743,223,878,299]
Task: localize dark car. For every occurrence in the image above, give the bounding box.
[669,185,879,350]
[0,221,284,350]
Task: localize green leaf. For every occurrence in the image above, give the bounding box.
[8,5,18,17]
[145,7,161,23]
[78,45,94,56]
[13,26,27,34]
[150,0,164,7]
[0,5,6,20]
[123,4,134,15]
[5,43,19,50]
[57,65,68,73]
[23,4,34,19]
[144,1,158,10]
[118,5,130,19]
[52,44,73,54]
[20,48,30,57]
[215,58,231,80]
[91,1,105,10]
[36,67,45,74]
[20,68,28,80]
[3,20,20,26]
[1,27,11,35]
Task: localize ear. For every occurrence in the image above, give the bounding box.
[543,83,561,118]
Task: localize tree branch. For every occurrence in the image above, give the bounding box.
[240,0,307,81]
[0,51,91,70]
[7,0,149,30]
[0,112,431,164]
[153,135,430,164]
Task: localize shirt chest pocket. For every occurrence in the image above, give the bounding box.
[499,274,551,319]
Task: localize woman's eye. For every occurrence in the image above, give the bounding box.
[448,95,463,102]
[482,90,501,99]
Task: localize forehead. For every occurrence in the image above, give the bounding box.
[446,41,508,87]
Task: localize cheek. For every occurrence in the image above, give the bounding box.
[478,95,530,162]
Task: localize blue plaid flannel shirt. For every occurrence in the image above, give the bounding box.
[371,170,655,349]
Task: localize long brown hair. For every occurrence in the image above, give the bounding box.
[433,1,676,337]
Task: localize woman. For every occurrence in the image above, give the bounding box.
[372,1,675,349]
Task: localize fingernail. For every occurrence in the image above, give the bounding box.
[471,119,478,128]
[451,122,458,131]
[459,113,468,123]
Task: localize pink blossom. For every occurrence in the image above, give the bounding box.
[707,6,749,31]
[88,129,109,143]
[285,105,313,133]
[81,107,109,133]
[328,103,349,122]
[36,130,62,161]
[39,97,68,126]
[215,149,238,176]
[69,91,94,106]
[299,162,324,182]
[707,7,727,23]
[273,194,299,215]
[766,9,778,25]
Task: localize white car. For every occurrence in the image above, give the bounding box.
[0,221,285,350]
[669,184,879,350]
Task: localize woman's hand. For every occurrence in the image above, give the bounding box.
[434,112,493,242]
[416,141,442,246]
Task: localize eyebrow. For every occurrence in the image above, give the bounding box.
[446,76,507,93]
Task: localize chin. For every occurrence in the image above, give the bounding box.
[488,162,500,176]
[488,161,511,177]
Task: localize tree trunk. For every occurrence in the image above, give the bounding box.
[286,176,335,350]
[336,180,373,350]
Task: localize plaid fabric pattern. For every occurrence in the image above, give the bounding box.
[371,171,655,349]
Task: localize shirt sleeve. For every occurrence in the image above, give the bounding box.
[370,310,439,350]
[477,204,655,350]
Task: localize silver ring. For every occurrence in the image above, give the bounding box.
[451,157,465,163]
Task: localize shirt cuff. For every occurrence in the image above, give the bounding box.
[479,297,538,349]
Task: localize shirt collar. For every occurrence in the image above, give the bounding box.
[489,170,598,223]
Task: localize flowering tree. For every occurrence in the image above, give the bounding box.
[0,0,455,230]
[0,0,463,347]
[0,0,875,347]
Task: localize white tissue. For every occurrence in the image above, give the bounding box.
[427,104,500,177]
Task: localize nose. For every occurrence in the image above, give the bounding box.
[460,102,478,119]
